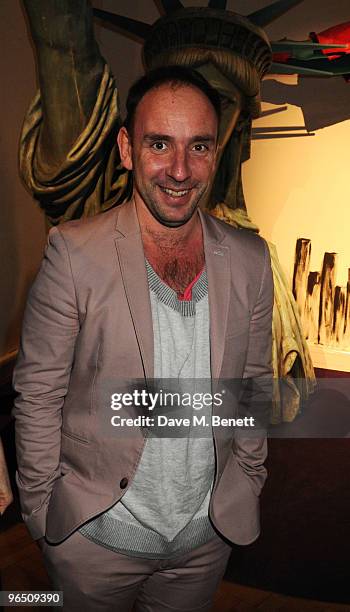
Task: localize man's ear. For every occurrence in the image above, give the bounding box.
[117,126,133,170]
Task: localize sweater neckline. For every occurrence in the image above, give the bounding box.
[145,259,208,316]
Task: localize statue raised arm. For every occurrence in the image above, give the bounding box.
[23,0,104,166]
[20,0,129,225]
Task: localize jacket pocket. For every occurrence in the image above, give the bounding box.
[61,429,90,445]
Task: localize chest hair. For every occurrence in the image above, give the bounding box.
[147,251,205,294]
[142,219,205,294]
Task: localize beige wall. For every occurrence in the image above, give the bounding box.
[246,104,350,283]
[1,0,350,368]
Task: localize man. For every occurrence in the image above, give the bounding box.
[13,66,273,611]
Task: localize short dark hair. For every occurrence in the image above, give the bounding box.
[124,65,221,135]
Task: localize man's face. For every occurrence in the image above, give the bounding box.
[118,83,218,227]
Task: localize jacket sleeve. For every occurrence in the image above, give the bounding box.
[12,227,80,540]
[233,238,274,497]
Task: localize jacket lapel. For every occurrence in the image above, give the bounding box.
[199,210,231,380]
[114,200,154,380]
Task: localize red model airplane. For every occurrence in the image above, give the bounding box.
[271,20,350,81]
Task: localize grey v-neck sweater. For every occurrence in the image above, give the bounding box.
[79,261,216,558]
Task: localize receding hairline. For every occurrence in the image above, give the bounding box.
[130,80,219,134]
[137,79,219,108]
[124,66,222,136]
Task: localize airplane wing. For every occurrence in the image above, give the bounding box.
[271,41,347,52]
[269,62,334,76]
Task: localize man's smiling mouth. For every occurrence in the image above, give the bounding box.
[160,187,191,198]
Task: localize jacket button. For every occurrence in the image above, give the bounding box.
[120,477,128,489]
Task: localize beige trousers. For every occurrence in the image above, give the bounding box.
[40,529,232,612]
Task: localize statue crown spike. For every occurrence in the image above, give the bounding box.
[94,0,305,42]
[93,8,151,41]
[248,0,305,27]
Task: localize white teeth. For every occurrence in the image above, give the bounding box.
[162,188,190,197]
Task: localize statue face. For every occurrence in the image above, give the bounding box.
[195,63,243,151]
[118,83,218,227]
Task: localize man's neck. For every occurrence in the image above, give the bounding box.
[134,197,205,294]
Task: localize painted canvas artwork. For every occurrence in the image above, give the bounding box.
[293,239,350,349]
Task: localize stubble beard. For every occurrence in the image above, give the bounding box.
[135,181,207,228]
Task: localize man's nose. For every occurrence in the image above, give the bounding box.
[167,149,191,182]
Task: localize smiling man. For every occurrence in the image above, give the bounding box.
[13,66,273,611]
[117,70,220,294]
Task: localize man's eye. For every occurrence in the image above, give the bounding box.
[192,144,208,153]
[152,142,167,151]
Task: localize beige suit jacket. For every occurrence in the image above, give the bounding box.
[13,199,273,546]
